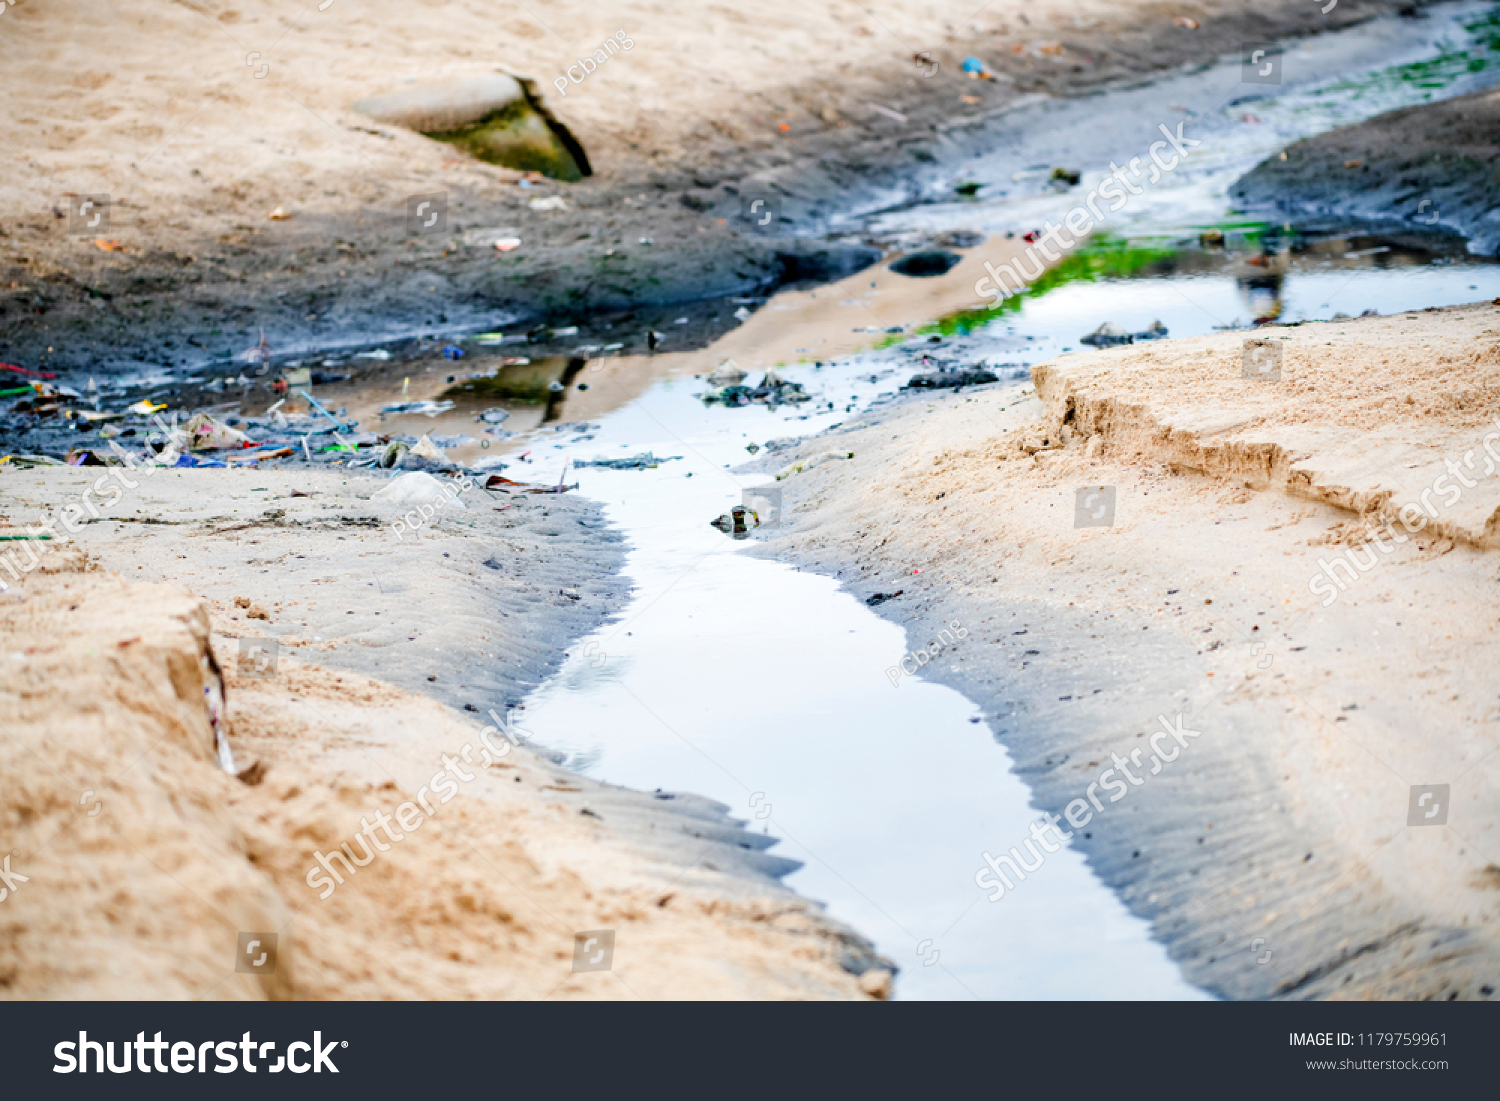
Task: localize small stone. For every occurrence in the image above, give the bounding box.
[859,969,893,999]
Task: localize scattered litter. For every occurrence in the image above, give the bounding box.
[745,443,760,454]
[866,591,904,606]
[268,205,292,220]
[551,326,580,337]
[442,344,465,359]
[379,440,409,468]
[961,56,996,80]
[1079,320,1168,347]
[381,399,454,416]
[128,399,167,415]
[703,369,809,408]
[476,407,511,425]
[0,362,56,380]
[734,306,752,322]
[762,437,802,453]
[183,412,252,451]
[529,196,567,212]
[775,451,853,480]
[906,366,999,390]
[870,103,908,122]
[574,452,682,470]
[495,238,522,251]
[484,475,576,494]
[1050,167,1081,186]
[1173,16,1200,28]
[93,238,125,252]
[559,588,581,600]
[371,471,468,509]
[705,359,746,386]
[407,435,449,463]
[709,504,759,538]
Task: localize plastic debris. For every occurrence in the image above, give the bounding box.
[483,475,576,494]
[702,370,809,408]
[476,407,511,425]
[380,400,454,416]
[529,196,567,212]
[866,591,903,606]
[709,504,759,538]
[961,56,996,80]
[775,451,854,481]
[409,435,449,463]
[183,412,252,451]
[495,238,522,251]
[905,366,999,390]
[705,359,747,386]
[574,452,682,470]
[371,471,469,509]
[1080,320,1168,347]
[442,344,465,359]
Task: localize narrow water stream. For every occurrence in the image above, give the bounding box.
[486,2,1500,999]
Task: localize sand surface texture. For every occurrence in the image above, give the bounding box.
[755,302,1500,998]
[0,471,887,999]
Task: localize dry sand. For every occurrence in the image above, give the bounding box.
[0,467,889,999]
[755,301,1500,999]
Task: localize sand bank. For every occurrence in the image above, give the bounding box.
[0,466,889,998]
[754,301,1500,998]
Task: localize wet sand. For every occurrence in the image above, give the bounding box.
[1,0,1432,376]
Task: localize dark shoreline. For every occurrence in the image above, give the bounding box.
[0,0,1438,381]
[1232,84,1500,256]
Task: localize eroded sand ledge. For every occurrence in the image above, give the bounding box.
[755,302,1500,999]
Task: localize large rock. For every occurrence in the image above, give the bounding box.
[354,73,590,181]
[354,75,528,133]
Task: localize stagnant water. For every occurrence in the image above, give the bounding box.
[474,3,1500,999]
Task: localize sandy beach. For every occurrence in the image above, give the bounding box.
[5,0,1500,1005]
